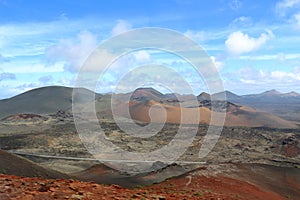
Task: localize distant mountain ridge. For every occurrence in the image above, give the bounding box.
[217,89,300,122]
[242,89,300,98]
[1,86,299,125]
[2,86,299,103]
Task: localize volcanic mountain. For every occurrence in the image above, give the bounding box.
[218,90,300,122]
[130,87,165,101]
[104,87,297,128]
[0,86,100,119]
[122,99,297,128]
[1,86,298,128]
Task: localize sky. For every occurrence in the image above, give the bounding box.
[0,0,300,98]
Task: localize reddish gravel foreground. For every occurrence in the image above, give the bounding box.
[0,173,288,200]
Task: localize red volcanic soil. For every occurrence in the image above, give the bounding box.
[0,173,289,200]
[283,145,300,157]
[148,175,286,200]
[1,113,47,122]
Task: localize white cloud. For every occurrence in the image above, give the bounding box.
[46,31,98,72]
[240,78,257,84]
[236,53,300,60]
[229,16,253,28]
[225,31,273,55]
[229,67,300,88]
[294,12,300,28]
[184,30,205,42]
[276,0,300,16]
[294,66,300,73]
[3,61,64,74]
[134,50,151,64]
[276,0,300,28]
[222,66,300,94]
[0,72,16,81]
[210,56,224,71]
[277,53,286,62]
[111,20,132,36]
[0,18,116,58]
[271,70,300,80]
[45,20,133,73]
[38,75,53,83]
[0,54,9,63]
[58,76,75,86]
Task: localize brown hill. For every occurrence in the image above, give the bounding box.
[127,100,210,124]
[72,164,144,188]
[72,163,195,188]
[112,100,298,128]
[0,150,70,179]
[225,106,298,128]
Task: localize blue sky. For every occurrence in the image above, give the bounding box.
[0,0,300,98]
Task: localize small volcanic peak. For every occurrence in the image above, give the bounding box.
[261,89,282,96]
[283,91,300,97]
[199,100,240,112]
[130,87,164,101]
[256,89,300,98]
[212,90,240,100]
[197,92,211,101]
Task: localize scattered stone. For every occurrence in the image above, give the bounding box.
[71,194,84,199]
[38,185,51,192]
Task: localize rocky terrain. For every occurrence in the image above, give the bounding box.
[0,117,299,173]
[1,162,299,200]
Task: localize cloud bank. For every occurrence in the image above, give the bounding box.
[0,72,16,81]
[46,31,98,72]
[225,31,273,55]
[111,20,132,36]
